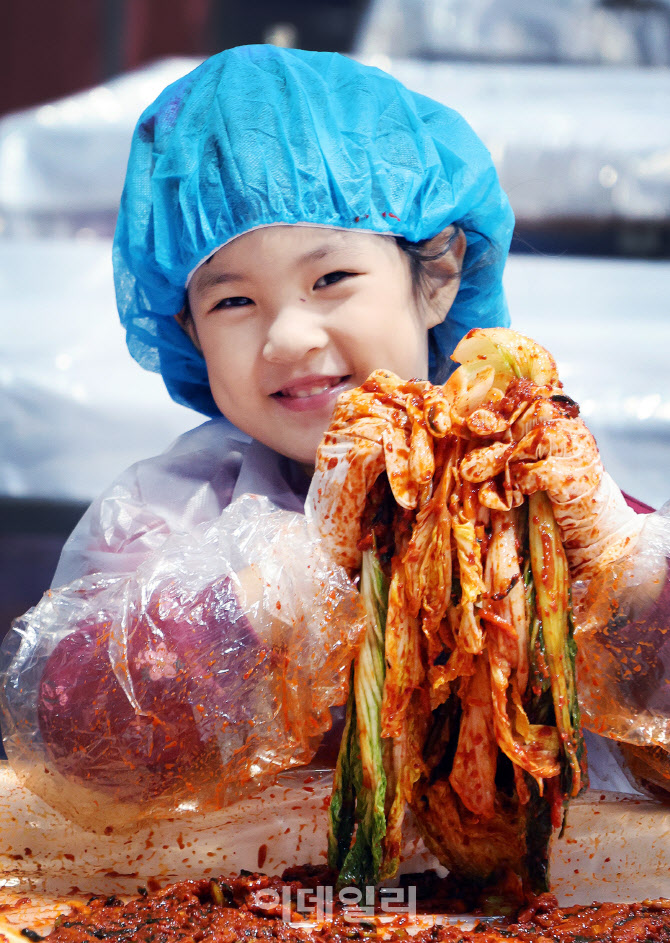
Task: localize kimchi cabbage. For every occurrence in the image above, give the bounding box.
[311,328,589,893]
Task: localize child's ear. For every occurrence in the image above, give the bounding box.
[419,227,467,330]
[175,307,202,352]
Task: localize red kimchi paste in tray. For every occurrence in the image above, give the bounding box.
[0,765,669,940]
[2,869,670,943]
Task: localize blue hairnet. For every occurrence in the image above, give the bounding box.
[113,45,514,417]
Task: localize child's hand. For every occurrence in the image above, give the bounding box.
[508,407,670,773]
[508,411,644,580]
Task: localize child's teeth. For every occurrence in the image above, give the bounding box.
[290,382,335,398]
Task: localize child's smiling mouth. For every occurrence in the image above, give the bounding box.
[272,375,351,411]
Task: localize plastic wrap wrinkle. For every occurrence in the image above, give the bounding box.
[50,420,253,586]
[0,495,367,829]
[574,502,670,767]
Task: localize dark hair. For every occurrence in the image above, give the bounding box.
[395,226,463,292]
[181,296,193,323]
[395,227,462,384]
[396,226,495,384]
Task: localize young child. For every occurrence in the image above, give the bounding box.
[3,46,668,815]
[53,43,514,587]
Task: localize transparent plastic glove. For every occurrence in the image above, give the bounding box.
[0,495,366,828]
[307,430,387,571]
[508,412,670,781]
[509,413,644,580]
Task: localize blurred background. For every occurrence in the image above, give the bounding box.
[1,0,670,653]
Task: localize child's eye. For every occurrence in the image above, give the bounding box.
[212,296,253,310]
[314,271,354,289]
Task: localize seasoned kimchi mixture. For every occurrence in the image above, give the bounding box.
[28,870,670,943]
[311,330,591,892]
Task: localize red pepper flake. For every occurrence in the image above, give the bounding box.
[257,843,268,869]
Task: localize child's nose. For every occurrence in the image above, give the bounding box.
[262,303,329,363]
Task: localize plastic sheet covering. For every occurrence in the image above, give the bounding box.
[355,1,670,227]
[504,255,670,514]
[357,0,670,67]
[0,495,366,830]
[0,59,200,238]
[0,238,196,502]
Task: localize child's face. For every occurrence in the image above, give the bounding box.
[185,226,449,466]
